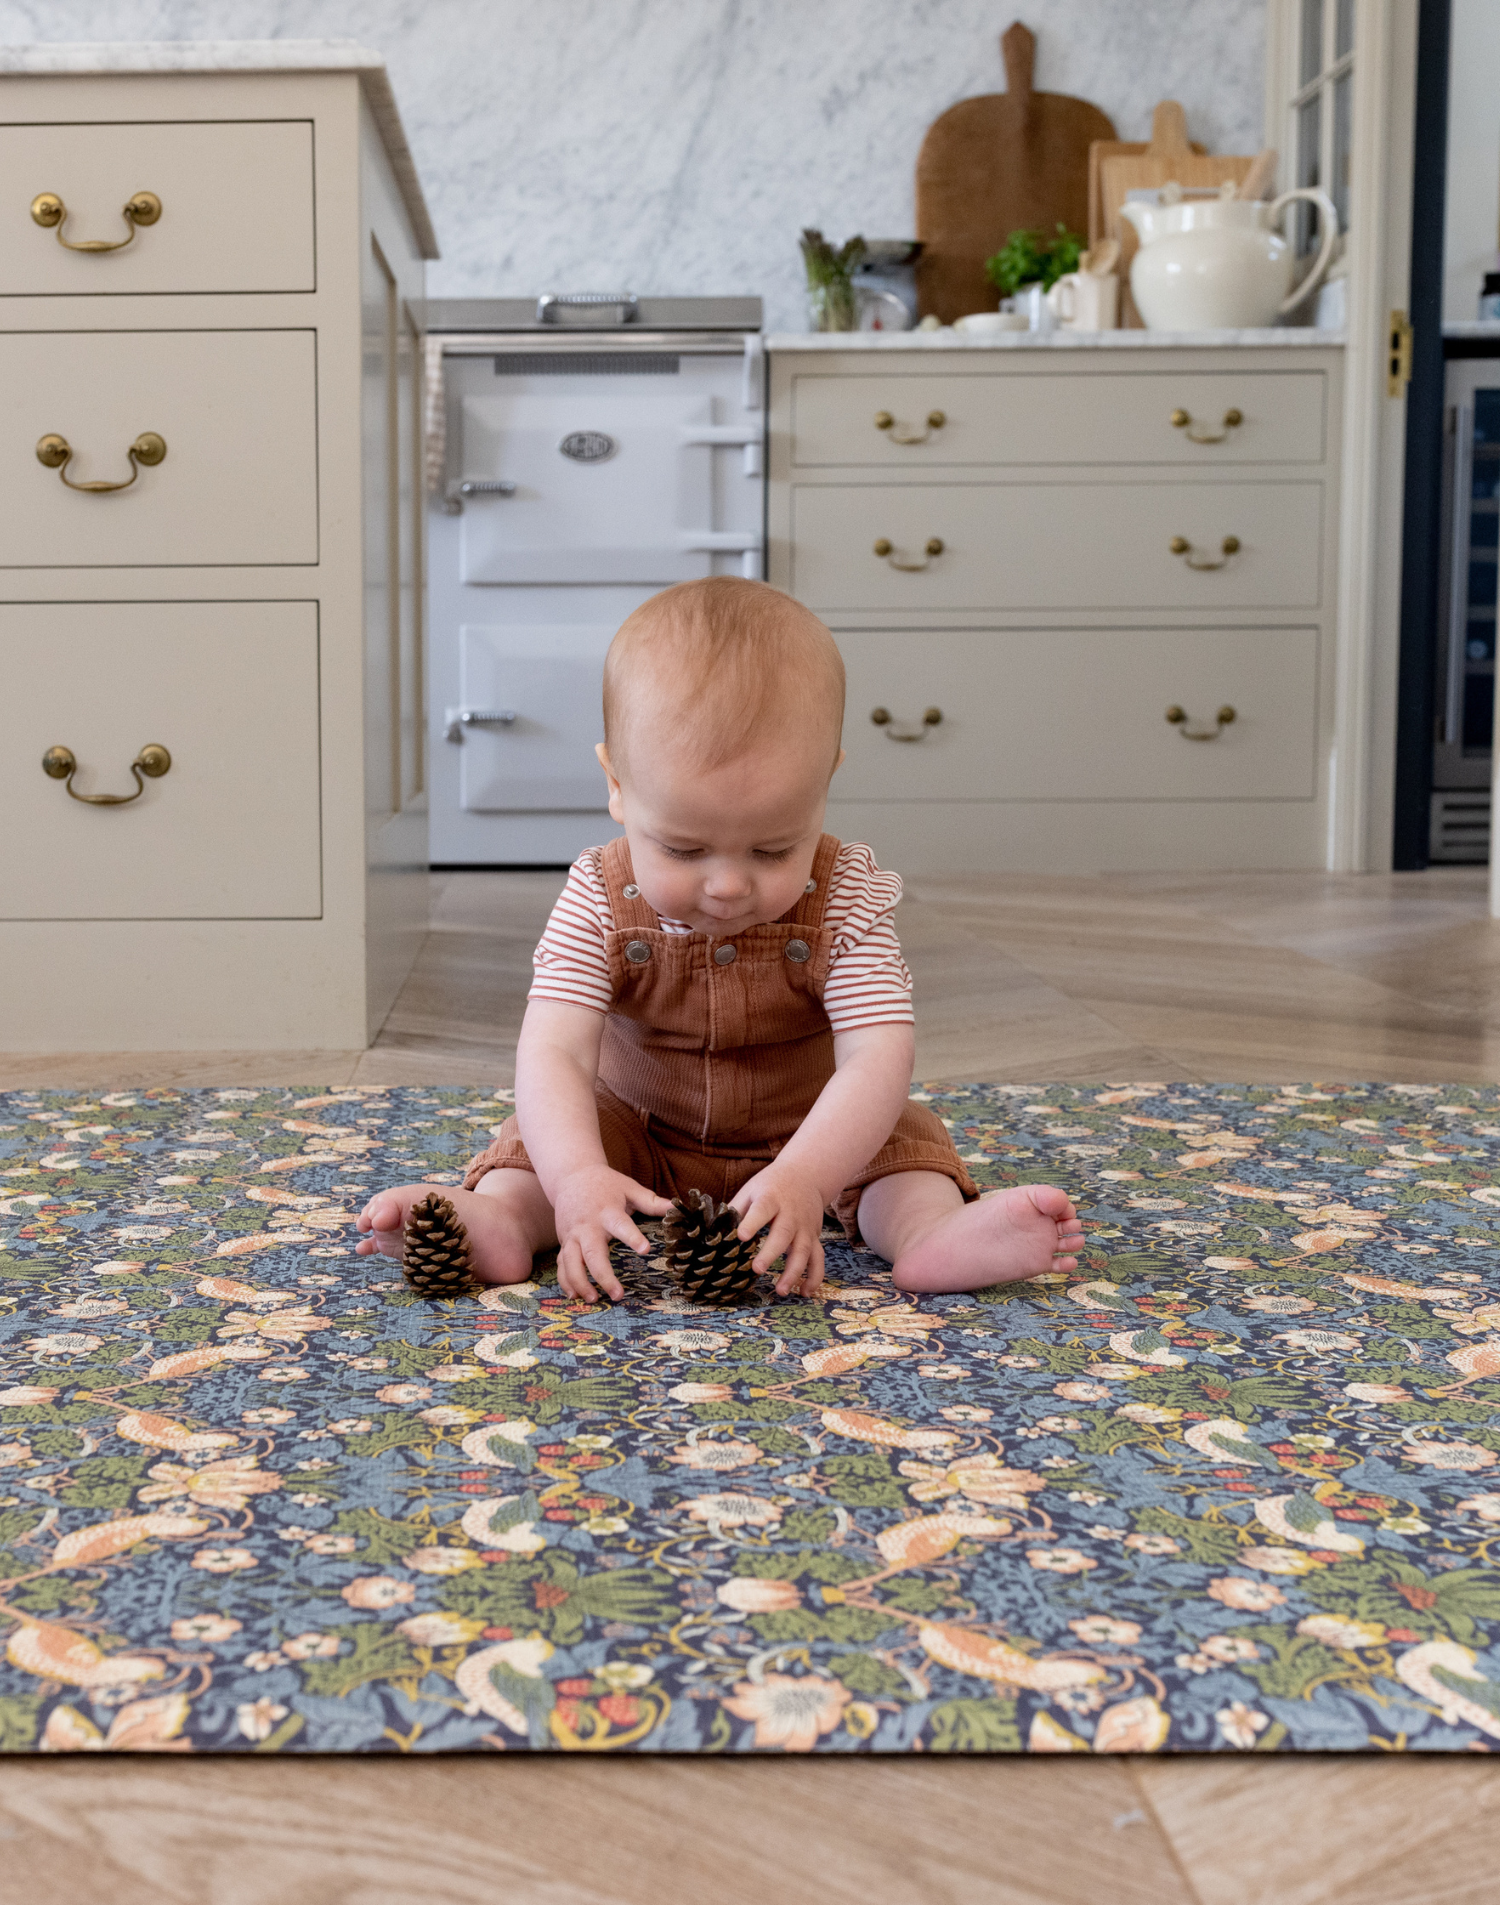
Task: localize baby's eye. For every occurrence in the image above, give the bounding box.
[753,847,796,863]
[659,845,705,862]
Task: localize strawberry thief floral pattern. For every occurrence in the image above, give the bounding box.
[0,1081,1497,1754]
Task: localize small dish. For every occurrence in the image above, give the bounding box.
[954,311,1029,334]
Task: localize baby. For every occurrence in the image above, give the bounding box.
[356,576,1083,1300]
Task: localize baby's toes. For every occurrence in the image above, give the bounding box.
[1025,1183,1077,1224]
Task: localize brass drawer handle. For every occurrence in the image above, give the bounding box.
[1170,533,1240,570]
[873,536,944,570]
[1165,705,1236,741]
[874,408,945,444]
[36,432,167,493]
[1171,406,1242,444]
[42,742,171,805]
[30,190,161,253]
[871,706,943,741]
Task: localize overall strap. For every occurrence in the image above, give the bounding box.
[599,836,660,931]
[788,833,841,929]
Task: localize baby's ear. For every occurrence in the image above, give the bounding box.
[596,744,625,821]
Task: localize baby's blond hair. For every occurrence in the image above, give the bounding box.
[603,577,845,777]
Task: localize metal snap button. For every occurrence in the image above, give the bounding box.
[805,879,817,893]
[713,943,737,965]
[624,940,652,963]
[622,883,641,898]
[785,939,811,963]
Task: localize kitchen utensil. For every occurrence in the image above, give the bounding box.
[857,289,912,331]
[1120,179,1340,329]
[915,20,1115,324]
[853,240,923,328]
[1236,148,1279,201]
[1047,265,1118,330]
[1095,103,1257,325]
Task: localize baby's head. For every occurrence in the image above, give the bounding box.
[597,577,846,935]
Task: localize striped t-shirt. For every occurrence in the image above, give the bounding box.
[530,841,915,1034]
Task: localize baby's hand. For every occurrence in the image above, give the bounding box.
[732,1164,827,1296]
[552,1165,673,1303]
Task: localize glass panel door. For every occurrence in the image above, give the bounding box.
[1432,359,1500,860]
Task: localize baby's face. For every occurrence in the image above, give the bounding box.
[599,737,837,935]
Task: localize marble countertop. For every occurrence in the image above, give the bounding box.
[0,40,438,258]
[765,326,1344,352]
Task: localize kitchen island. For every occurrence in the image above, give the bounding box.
[0,42,435,1051]
[765,328,1346,873]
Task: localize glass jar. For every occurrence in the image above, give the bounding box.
[806,279,858,332]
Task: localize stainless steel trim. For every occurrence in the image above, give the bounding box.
[680,424,761,446]
[435,332,749,357]
[1447,401,1474,747]
[420,295,761,334]
[537,292,639,324]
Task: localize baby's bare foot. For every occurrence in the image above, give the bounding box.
[354,1181,545,1285]
[891,1184,1085,1294]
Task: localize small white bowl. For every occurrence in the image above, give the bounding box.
[954,311,1029,334]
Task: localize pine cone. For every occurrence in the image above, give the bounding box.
[662,1189,760,1307]
[402,1191,477,1300]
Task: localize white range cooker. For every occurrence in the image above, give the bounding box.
[423,295,765,865]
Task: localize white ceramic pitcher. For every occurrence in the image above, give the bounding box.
[1121,181,1341,330]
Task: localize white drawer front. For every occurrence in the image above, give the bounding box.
[790,370,1326,468]
[0,120,315,296]
[836,626,1318,802]
[0,600,321,919]
[792,481,1323,612]
[0,330,317,568]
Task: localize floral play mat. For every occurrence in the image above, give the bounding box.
[0,1082,1497,1756]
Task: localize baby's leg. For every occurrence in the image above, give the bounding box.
[857,1172,1085,1294]
[354,1169,557,1285]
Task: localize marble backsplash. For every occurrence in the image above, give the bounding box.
[0,0,1266,329]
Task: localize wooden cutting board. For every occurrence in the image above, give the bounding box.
[1095,102,1255,326]
[915,20,1115,324]
[1087,116,1207,249]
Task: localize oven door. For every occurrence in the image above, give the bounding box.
[456,623,613,811]
[458,391,714,584]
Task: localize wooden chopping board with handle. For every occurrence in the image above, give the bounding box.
[915,21,1115,325]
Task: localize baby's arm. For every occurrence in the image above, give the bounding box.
[512,999,673,1300]
[733,1022,915,1293]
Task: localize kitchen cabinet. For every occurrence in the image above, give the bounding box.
[767,334,1345,872]
[0,43,438,1050]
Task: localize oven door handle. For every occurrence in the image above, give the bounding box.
[444,707,518,745]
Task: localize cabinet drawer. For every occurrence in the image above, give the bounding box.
[0,601,321,919]
[0,120,314,296]
[790,371,1325,468]
[792,480,1322,612]
[0,330,317,568]
[836,626,1318,802]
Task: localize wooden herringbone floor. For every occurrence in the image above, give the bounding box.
[2,865,1498,1903]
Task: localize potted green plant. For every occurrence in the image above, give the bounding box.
[985,223,1085,302]
[801,228,866,332]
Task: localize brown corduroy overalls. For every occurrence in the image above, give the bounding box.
[462,833,977,1240]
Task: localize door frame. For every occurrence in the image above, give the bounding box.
[1266,0,1421,873]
